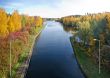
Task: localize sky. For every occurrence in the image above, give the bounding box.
[0,0,110,18]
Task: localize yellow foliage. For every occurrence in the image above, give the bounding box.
[0,8,9,37]
[35,16,43,27]
[78,21,90,29]
[8,10,21,33]
[0,8,43,37]
[12,10,21,31]
[8,16,15,32]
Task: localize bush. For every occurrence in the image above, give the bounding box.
[93,45,110,71]
[29,26,37,35]
[0,37,9,78]
[101,45,110,70]
[0,31,29,77]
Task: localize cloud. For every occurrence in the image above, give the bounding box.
[1,0,110,18]
[59,0,110,14]
[19,6,60,18]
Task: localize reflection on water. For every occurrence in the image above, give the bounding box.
[62,26,78,36]
[25,21,84,78]
[63,26,76,32]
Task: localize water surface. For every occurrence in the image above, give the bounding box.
[25,21,84,78]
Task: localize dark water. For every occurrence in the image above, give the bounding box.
[25,21,84,78]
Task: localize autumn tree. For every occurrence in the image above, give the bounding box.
[106,14,110,31]
[8,15,15,32]
[77,21,92,45]
[35,16,43,27]
[8,10,21,33]
[21,15,26,28]
[0,8,9,37]
[105,14,110,33]
[30,16,35,26]
[88,36,95,56]
[104,14,110,45]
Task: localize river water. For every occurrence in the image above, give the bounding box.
[25,21,84,78]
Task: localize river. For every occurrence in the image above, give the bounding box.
[25,21,84,78]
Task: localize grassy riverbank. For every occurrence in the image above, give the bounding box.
[12,26,44,78]
[70,38,110,78]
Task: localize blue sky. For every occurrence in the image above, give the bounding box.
[0,0,110,18]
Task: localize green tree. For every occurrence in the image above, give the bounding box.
[77,21,92,45]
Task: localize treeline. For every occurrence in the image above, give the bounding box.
[60,13,110,71]
[0,8,43,37]
[0,8,43,78]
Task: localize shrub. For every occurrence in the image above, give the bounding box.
[29,26,36,35]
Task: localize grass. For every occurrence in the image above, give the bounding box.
[11,26,44,78]
[70,38,110,78]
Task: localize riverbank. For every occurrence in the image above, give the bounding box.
[70,37,110,78]
[14,26,44,78]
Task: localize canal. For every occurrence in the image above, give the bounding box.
[25,21,84,78]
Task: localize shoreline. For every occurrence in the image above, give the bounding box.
[15,26,45,78]
[70,37,110,78]
[70,37,87,78]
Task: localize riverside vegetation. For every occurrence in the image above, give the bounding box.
[0,8,43,78]
[60,13,110,78]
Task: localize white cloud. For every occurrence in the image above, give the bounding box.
[5,0,110,18]
[19,6,60,18]
[57,0,110,15]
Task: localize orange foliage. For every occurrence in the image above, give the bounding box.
[0,8,43,77]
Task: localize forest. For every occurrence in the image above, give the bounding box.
[1,7,110,78]
[60,13,110,78]
[0,8,43,78]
